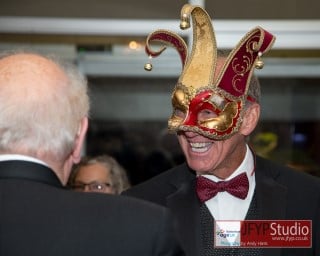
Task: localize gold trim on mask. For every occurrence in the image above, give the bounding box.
[200,101,239,131]
[168,82,245,140]
[179,5,216,90]
[144,4,276,140]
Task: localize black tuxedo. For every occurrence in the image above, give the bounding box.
[0,160,185,256]
[123,156,320,256]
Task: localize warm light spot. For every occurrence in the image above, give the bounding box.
[129,41,141,50]
[129,41,139,50]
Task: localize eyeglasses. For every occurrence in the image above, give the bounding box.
[71,181,112,193]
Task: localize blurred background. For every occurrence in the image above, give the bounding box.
[1,0,320,184]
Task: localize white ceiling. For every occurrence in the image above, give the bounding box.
[1,0,320,78]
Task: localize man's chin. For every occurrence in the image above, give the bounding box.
[187,160,212,174]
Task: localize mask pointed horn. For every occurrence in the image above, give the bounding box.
[216,27,276,98]
[178,4,217,90]
[144,29,188,70]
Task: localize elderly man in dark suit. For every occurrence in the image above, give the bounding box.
[123,4,320,256]
[0,51,185,256]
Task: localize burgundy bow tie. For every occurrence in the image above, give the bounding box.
[196,172,249,203]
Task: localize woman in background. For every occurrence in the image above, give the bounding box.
[68,155,130,194]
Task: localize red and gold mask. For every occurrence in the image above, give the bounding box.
[144,4,275,140]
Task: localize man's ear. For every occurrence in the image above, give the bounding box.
[240,103,260,136]
[72,117,88,164]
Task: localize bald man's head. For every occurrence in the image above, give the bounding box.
[0,53,69,104]
[0,52,89,180]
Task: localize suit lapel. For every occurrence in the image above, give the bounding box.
[167,177,201,256]
[255,158,287,220]
[255,157,287,256]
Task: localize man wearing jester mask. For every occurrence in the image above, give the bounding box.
[123,4,320,256]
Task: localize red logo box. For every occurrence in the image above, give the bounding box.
[214,220,312,248]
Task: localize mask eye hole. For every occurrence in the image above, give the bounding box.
[198,109,217,121]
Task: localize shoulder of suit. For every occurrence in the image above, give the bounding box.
[256,155,320,188]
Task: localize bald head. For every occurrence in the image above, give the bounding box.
[0,53,68,103]
[0,52,89,183]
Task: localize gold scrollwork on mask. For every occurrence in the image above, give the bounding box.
[231,35,260,94]
[199,101,239,132]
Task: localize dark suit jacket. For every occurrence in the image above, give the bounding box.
[0,160,185,256]
[123,156,320,256]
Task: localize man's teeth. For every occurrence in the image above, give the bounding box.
[190,142,211,153]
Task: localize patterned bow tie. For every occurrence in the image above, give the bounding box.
[196,172,249,203]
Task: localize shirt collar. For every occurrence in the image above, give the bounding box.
[202,144,255,182]
[0,154,49,167]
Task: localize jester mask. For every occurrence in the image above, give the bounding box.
[144,4,275,140]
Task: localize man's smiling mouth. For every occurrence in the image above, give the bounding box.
[189,142,212,153]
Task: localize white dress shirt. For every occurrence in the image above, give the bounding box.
[201,144,255,220]
[0,154,48,166]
